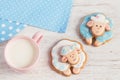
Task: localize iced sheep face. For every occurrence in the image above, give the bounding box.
[87,21,110,37]
[61,49,80,65]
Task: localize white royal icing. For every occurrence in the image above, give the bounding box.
[91,14,109,23]
[51,40,86,71]
[60,43,80,56]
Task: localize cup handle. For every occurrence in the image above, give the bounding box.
[32,32,43,45]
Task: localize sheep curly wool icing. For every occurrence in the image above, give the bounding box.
[60,43,80,56]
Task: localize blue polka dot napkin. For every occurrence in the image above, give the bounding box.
[0,0,73,43]
[0,18,27,43]
[0,0,73,33]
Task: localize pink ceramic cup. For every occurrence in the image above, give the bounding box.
[4,32,43,72]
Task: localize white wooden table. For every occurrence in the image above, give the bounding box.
[0,0,120,80]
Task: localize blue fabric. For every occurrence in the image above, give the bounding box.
[0,18,26,43]
[96,31,113,42]
[0,0,73,33]
[80,13,113,42]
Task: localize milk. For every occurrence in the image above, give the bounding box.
[6,39,36,68]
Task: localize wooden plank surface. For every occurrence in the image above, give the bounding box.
[0,0,120,80]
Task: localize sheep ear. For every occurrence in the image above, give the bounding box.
[61,56,68,63]
[87,20,94,27]
[105,24,111,31]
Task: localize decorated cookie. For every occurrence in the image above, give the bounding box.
[51,39,87,76]
[80,13,113,46]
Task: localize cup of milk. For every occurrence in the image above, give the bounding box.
[4,32,43,71]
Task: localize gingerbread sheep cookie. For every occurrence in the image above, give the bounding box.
[50,40,87,76]
[80,13,113,46]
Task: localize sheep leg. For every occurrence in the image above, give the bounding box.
[94,40,103,47]
[85,38,92,45]
[72,67,81,74]
[63,69,71,76]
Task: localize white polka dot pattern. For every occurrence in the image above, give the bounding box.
[0,0,73,33]
[0,18,26,43]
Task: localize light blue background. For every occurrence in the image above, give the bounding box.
[0,0,73,33]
